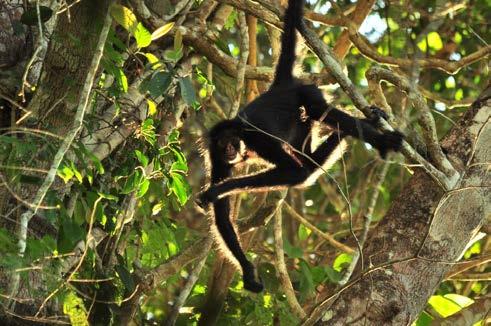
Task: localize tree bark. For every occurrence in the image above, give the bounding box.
[308,89,491,325]
[26,0,112,134]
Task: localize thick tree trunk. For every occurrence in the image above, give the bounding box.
[26,0,111,134]
[309,89,491,325]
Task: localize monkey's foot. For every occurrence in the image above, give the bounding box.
[243,275,264,293]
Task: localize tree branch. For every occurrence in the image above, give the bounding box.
[274,206,306,319]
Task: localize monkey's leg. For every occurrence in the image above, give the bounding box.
[298,85,403,156]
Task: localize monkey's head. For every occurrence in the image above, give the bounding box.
[209,120,246,164]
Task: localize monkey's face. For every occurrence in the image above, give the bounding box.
[217,136,246,164]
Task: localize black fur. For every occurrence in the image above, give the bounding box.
[198,0,403,293]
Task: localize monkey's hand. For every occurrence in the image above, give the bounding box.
[376,131,404,158]
[196,189,214,209]
[365,105,389,126]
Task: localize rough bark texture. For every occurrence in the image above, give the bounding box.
[26,0,111,134]
[318,91,490,325]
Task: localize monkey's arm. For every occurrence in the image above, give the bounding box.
[198,167,308,206]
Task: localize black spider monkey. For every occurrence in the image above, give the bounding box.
[197,0,403,293]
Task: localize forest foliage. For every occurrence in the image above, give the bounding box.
[0,0,489,325]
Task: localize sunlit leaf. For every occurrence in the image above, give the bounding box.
[333,253,353,272]
[445,76,456,89]
[134,23,152,48]
[455,89,464,101]
[147,99,157,116]
[58,164,74,183]
[110,4,138,33]
[151,22,175,41]
[428,294,473,318]
[63,291,89,326]
[427,32,443,50]
[144,53,162,69]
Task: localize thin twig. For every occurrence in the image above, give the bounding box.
[165,255,208,326]
[284,202,353,254]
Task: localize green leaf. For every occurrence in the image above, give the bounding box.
[114,67,128,92]
[311,266,326,284]
[179,76,197,106]
[333,253,353,272]
[169,173,189,205]
[58,218,85,254]
[110,4,138,33]
[298,224,311,241]
[140,119,157,145]
[70,162,83,183]
[134,22,152,48]
[63,291,89,326]
[122,172,142,194]
[58,164,74,183]
[427,32,443,51]
[97,192,118,201]
[138,179,150,198]
[283,238,303,259]
[151,22,175,41]
[174,30,183,51]
[77,143,104,174]
[428,295,463,317]
[140,72,172,98]
[20,6,53,26]
[19,174,43,185]
[147,99,157,116]
[444,294,474,307]
[325,266,342,283]
[163,48,183,62]
[134,150,149,167]
[144,53,162,70]
[299,260,315,295]
[413,311,433,326]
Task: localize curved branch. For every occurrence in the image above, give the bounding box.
[345,21,491,75]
